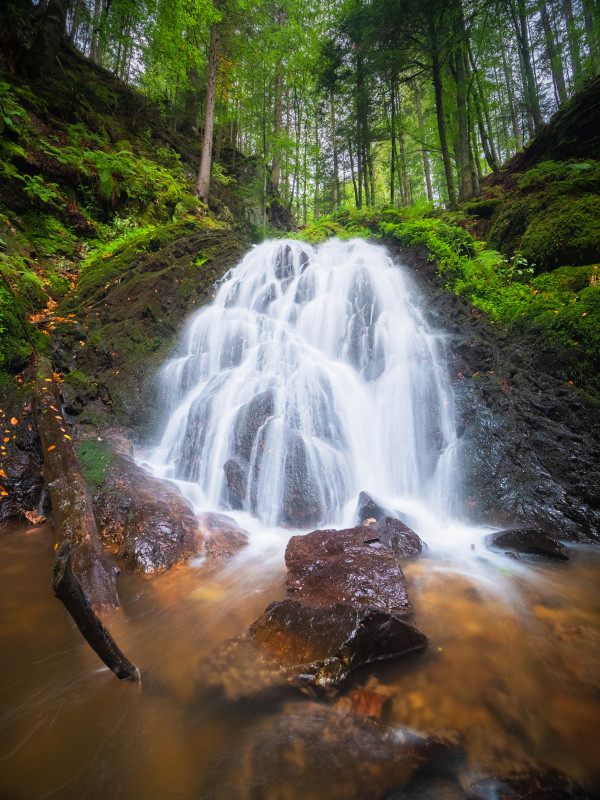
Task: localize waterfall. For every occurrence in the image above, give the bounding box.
[147,238,458,531]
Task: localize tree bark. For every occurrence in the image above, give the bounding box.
[271,8,285,193]
[583,0,600,74]
[563,0,583,89]
[501,39,521,143]
[53,542,140,681]
[512,0,542,131]
[194,20,219,204]
[90,0,101,64]
[413,80,433,202]
[330,91,339,209]
[540,1,568,104]
[428,12,457,206]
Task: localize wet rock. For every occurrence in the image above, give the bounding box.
[274,243,294,283]
[469,771,600,800]
[204,599,427,697]
[215,703,456,800]
[197,512,249,560]
[375,517,425,560]
[279,428,325,527]
[92,452,247,573]
[223,456,247,509]
[232,389,275,461]
[285,525,413,615]
[485,528,569,561]
[356,490,398,524]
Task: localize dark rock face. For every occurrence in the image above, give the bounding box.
[486,528,569,561]
[204,599,427,697]
[232,389,274,461]
[356,490,397,524]
[213,704,460,800]
[393,245,600,543]
[286,526,413,615]
[279,428,325,527]
[375,517,425,560]
[91,448,248,572]
[223,456,247,509]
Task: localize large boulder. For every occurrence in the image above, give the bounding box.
[85,441,248,573]
[203,599,427,697]
[285,525,413,615]
[485,528,569,561]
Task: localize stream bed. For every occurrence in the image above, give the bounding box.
[1,522,599,799]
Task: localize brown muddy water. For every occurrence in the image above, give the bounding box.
[1,523,599,800]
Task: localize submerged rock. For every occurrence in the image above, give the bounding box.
[223,456,247,509]
[285,525,413,615]
[204,599,427,697]
[214,703,459,800]
[485,528,569,561]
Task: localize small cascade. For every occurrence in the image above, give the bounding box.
[147,238,458,530]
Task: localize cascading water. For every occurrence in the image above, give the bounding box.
[147,238,459,535]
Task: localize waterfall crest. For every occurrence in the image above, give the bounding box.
[147,238,458,529]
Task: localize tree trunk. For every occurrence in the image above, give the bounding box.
[194,20,219,204]
[583,0,600,74]
[454,44,473,201]
[271,9,284,193]
[413,80,433,202]
[501,40,521,143]
[390,83,396,204]
[513,0,542,131]
[90,0,101,64]
[330,91,339,209]
[314,116,320,220]
[349,140,359,207]
[563,0,583,89]
[429,13,457,206]
[184,67,200,133]
[540,1,568,104]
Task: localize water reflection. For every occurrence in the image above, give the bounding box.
[0,525,599,799]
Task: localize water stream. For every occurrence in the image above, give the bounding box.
[1,239,599,798]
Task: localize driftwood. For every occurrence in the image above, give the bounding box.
[35,357,139,680]
[53,542,140,680]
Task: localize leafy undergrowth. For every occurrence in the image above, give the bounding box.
[297,207,600,396]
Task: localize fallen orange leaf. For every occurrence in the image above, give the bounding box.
[47,445,56,451]
[0,470,5,478]
[10,417,17,425]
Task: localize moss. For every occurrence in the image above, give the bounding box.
[63,369,91,392]
[75,438,115,493]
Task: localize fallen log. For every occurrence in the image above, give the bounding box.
[53,542,140,681]
[34,357,139,680]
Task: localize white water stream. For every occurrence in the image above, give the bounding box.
[143,238,493,560]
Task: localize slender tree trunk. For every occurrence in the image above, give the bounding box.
[194,20,219,204]
[271,8,284,192]
[429,13,457,206]
[390,83,396,204]
[90,0,101,65]
[540,1,568,104]
[314,116,320,220]
[501,40,521,143]
[413,80,433,202]
[184,67,200,133]
[467,47,500,171]
[563,0,583,89]
[349,140,359,207]
[512,0,542,131]
[583,0,600,73]
[330,91,339,209]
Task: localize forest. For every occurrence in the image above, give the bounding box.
[1,2,600,800]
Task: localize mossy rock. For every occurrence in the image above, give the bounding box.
[75,438,116,493]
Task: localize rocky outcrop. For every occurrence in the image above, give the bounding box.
[204,523,427,697]
[393,245,600,544]
[486,528,569,560]
[88,444,248,573]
